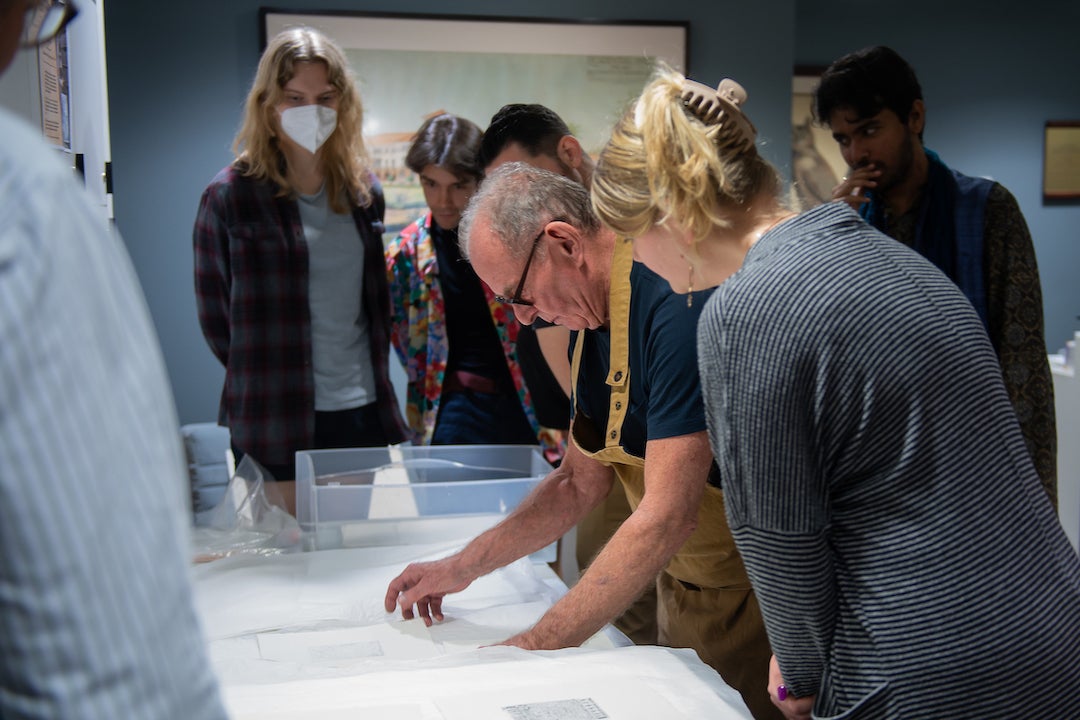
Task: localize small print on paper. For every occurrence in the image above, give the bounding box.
[502,698,608,720]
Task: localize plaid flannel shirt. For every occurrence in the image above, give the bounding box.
[193,164,405,467]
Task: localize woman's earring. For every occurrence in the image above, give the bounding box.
[687,264,694,308]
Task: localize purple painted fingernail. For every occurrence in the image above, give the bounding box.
[777,685,788,701]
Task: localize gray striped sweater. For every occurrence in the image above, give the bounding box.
[698,202,1080,718]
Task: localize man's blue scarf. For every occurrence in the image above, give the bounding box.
[860,148,958,281]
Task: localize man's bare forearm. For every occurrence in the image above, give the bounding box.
[456,442,613,579]
[512,502,691,648]
[507,432,712,649]
[385,442,615,621]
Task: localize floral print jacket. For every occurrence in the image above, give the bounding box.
[385,212,564,461]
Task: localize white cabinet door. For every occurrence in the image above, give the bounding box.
[1053,363,1080,553]
[67,0,113,219]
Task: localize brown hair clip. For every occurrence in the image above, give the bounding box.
[681,78,757,154]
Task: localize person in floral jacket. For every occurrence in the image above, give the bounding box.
[386,114,565,462]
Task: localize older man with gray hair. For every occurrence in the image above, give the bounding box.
[385,163,780,719]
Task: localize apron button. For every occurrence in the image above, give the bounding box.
[613,371,623,382]
[609,430,617,440]
[615,401,622,410]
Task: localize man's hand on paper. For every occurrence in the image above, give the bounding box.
[496,628,547,651]
[384,556,475,626]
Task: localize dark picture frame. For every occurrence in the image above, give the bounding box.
[1044,121,1080,201]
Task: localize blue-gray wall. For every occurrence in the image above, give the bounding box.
[796,0,1080,357]
[103,0,1077,426]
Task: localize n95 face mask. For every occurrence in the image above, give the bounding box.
[279,105,338,154]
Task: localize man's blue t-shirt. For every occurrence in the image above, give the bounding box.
[570,261,713,459]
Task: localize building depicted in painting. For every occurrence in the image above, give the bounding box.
[369,131,415,185]
[368,111,457,237]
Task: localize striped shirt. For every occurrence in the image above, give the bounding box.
[0,109,227,718]
[698,202,1080,718]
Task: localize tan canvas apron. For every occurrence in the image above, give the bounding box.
[569,240,780,720]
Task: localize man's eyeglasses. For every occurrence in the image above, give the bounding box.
[493,225,546,306]
[21,0,79,49]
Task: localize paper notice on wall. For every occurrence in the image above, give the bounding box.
[36,31,71,149]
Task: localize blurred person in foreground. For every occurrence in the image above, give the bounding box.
[386,161,779,719]
[592,65,1080,720]
[0,0,227,717]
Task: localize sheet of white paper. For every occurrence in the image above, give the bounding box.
[436,679,683,720]
[192,553,310,640]
[257,620,438,663]
[231,703,423,720]
[366,452,418,518]
[220,646,752,719]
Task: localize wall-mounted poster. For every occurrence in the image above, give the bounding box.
[262,10,688,236]
[1044,121,1080,201]
[791,68,845,210]
[32,3,72,150]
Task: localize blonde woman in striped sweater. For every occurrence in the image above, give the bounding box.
[592,66,1080,720]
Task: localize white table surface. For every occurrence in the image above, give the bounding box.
[192,542,752,719]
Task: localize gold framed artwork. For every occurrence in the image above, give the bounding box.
[1044,121,1080,200]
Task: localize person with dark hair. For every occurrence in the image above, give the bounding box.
[478,103,592,187]
[814,45,1057,506]
[479,103,586,414]
[194,27,407,505]
[386,113,563,455]
[479,105,580,431]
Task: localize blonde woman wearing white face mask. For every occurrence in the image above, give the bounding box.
[194,27,406,508]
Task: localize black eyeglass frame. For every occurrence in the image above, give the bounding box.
[493,225,546,306]
[20,0,80,49]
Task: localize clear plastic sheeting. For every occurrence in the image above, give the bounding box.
[193,543,554,641]
[191,455,302,561]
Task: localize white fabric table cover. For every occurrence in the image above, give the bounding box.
[193,543,752,718]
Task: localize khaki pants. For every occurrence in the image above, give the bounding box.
[657,572,782,720]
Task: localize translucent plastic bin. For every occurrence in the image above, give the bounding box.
[295,445,554,556]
